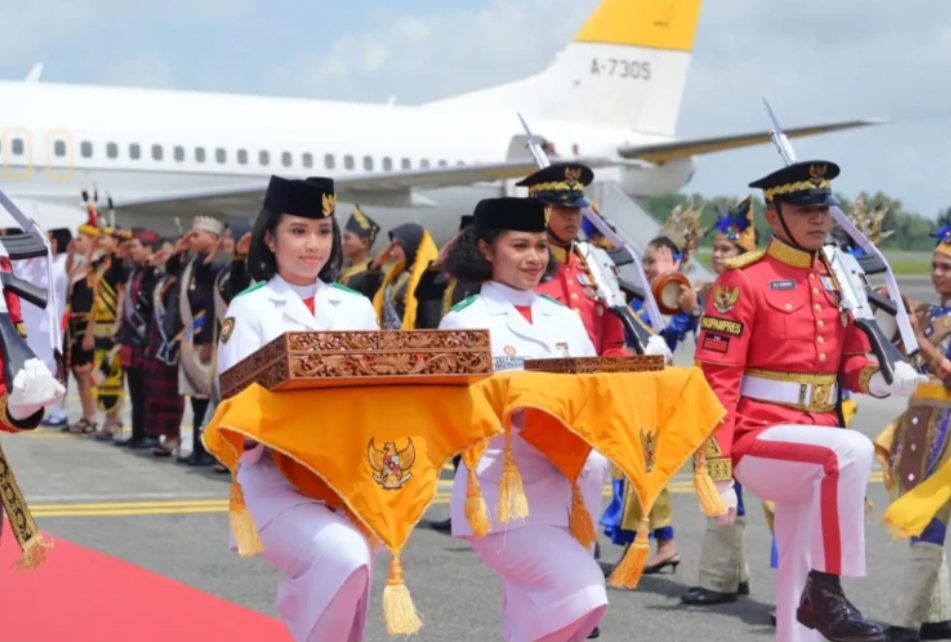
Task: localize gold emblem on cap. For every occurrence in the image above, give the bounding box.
[809,164,828,186]
[564,167,582,184]
[322,193,336,217]
[353,205,371,229]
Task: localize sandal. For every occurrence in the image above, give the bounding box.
[67,419,96,434]
[153,437,180,458]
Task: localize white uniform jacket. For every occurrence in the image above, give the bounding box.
[216,275,379,529]
[439,280,610,536]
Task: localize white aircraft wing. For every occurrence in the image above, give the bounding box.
[618,118,885,163]
[112,156,615,219]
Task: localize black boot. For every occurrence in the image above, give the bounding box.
[796,571,885,642]
[921,621,951,640]
[884,626,920,642]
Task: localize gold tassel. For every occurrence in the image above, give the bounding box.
[497,428,528,523]
[229,480,264,557]
[608,517,651,589]
[15,533,53,570]
[465,465,491,537]
[382,554,423,635]
[568,479,597,548]
[693,451,726,517]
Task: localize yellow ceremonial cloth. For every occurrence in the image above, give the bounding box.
[881,382,951,538]
[204,382,504,554]
[465,366,726,517]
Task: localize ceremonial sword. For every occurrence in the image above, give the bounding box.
[517,113,666,354]
[762,99,916,384]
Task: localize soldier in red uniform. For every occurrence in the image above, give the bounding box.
[518,163,629,357]
[694,160,925,642]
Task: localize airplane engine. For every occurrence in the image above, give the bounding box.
[612,156,697,199]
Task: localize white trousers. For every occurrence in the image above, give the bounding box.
[237,459,373,642]
[734,424,874,642]
[468,525,607,642]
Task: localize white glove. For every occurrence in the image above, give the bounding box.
[7,358,66,421]
[714,480,738,526]
[868,362,929,398]
[644,335,673,363]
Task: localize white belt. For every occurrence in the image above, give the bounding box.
[740,374,839,412]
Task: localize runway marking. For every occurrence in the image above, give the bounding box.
[29,472,886,518]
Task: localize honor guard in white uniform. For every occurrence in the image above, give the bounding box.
[215,175,380,642]
[439,197,610,642]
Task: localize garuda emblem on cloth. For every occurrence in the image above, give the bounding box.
[713,285,740,314]
[368,438,416,490]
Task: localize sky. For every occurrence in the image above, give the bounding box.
[2,0,950,218]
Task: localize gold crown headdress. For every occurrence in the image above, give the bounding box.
[661,197,707,264]
[847,194,893,247]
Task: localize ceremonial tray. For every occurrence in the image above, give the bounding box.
[219,329,493,399]
[523,355,665,374]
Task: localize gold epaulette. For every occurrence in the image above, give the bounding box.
[723,249,765,270]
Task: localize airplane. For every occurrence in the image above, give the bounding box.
[0,0,882,247]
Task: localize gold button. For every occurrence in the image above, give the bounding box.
[571,293,579,300]
[784,303,792,311]
[819,353,827,362]
[817,336,825,345]
[817,320,825,329]
[810,273,816,280]
[813,288,820,295]
[814,304,821,313]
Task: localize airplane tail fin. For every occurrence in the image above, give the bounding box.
[424,0,703,137]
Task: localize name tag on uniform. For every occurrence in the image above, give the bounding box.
[494,356,526,371]
[555,342,570,357]
[769,280,795,290]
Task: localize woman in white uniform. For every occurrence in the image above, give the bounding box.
[216,175,380,642]
[439,197,611,642]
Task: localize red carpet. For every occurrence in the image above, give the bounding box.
[0,520,292,641]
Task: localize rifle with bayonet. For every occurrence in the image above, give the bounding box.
[516,113,666,356]
[761,99,916,384]
[0,188,61,385]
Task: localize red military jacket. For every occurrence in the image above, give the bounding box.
[536,243,627,356]
[0,256,42,433]
[694,237,878,477]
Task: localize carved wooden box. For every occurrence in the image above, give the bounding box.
[523,355,666,374]
[219,329,493,399]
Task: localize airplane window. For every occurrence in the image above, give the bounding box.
[383,157,393,171]
[11,139,23,155]
[129,143,141,160]
[401,158,411,170]
[106,142,118,158]
[324,154,335,169]
[152,144,163,161]
[216,148,226,163]
[282,151,292,167]
[237,149,248,165]
[363,156,373,171]
[420,159,430,168]
[456,160,465,166]
[54,140,66,157]
[259,150,269,166]
[302,152,313,168]
[438,159,447,167]
[195,147,206,163]
[80,141,93,158]
[174,146,185,162]
[344,155,354,170]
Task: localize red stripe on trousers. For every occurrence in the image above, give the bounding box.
[742,439,842,575]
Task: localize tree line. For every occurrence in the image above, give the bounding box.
[640,192,941,251]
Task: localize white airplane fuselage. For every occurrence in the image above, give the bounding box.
[0,79,694,239]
